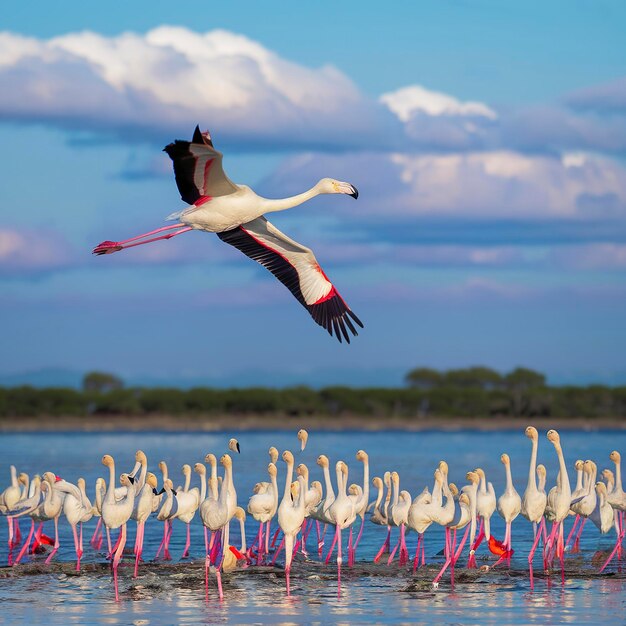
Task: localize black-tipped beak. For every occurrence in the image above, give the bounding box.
[153,488,159,496]
[127,475,135,485]
[172,489,177,496]
[158,488,165,495]
[236,442,241,454]
[349,186,359,200]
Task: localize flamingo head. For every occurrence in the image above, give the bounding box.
[297,429,308,451]
[102,455,114,468]
[268,447,279,464]
[316,454,329,468]
[574,459,584,471]
[311,481,323,497]
[459,493,470,507]
[220,454,232,468]
[340,461,348,477]
[119,473,133,487]
[18,473,28,485]
[268,462,277,478]
[602,468,614,484]
[296,463,308,479]
[182,464,191,477]
[391,471,400,484]
[449,483,459,497]
[383,471,391,487]
[158,460,167,473]
[433,468,443,484]
[438,460,449,476]
[290,481,300,500]
[193,463,206,475]
[204,453,217,467]
[349,484,360,496]
[282,450,294,464]
[500,453,510,466]
[135,450,147,463]
[42,471,56,485]
[146,473,158,489]
[525,425,538,440]
[610,450,621,464]
[229,438,240,454]
[584,459,596,474]
[465,470,479,484]
[536,464,547,482]
[546,429,560,444]
[234,506,246,522]
[372,476,383,489]
[317,178,359,199]
[77,477,85,490]
[595,481,607,496]
[356,449,368,462]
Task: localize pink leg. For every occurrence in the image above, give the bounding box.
[558,522,565,585]
[155,520,168,559]
[204,528,210,599]
[71,524,81,571]
[413,533,423,573]
[45,517,60,564]
[256,523,264,565]
[112,524,127,602]
[14,519,35,565]
[565,515,580,550]
[133,522,144,578]
[271,527,281,549]
[387,531,401,566]
[347,526,353,567]
[374,526,392,563]
[325,528,339,565]
[265,521,271,555]
[351,516,366,566]
[91,518,102,549]
[272,537,285,566]
[336,525,343,597]
[572,517,586,553]
[182,523,191,558]
[93,224,189,254]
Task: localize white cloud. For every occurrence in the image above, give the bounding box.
[0,227,72,275]
[380,85,497,121]
[262,150,626,222]
[0,27,397,149]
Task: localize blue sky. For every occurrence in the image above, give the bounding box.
[1,1,626,387]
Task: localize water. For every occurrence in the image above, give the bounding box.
[0,429,624,625]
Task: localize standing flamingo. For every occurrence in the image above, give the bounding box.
[93,126,363,342]
[600,450,626,571]
[101,456,136,601]
[495,454,521,567]
[247,462,278,564]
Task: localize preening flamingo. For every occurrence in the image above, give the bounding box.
[93,126,363,343]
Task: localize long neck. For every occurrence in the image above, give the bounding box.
[199,472,206,502]
[106,462,116,504]
[297,476,307,512]
[271,473,279,509]
[261,185,321,213]
[374,483,383,510]
[282,461,294,505]
[139,460,147,489]
[336,466,345,498]
[615,458,623,491]
[527,438,538,491]
[576,467,584,492]
[554,443,569,494]
[10,466,17,488]
[239,518,246,552]
[210,462,217,483]
[505,463,514,493]
[183,472,191,492]
[361,460,370,508]
[322,465,335,500]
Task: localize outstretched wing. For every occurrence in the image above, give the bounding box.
[217,217,363,343]
[163,125,238,204]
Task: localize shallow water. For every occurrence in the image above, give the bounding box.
[0,429,624,625]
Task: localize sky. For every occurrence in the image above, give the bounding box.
[1,1,626,387]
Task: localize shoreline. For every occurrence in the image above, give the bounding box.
[1,414,624,433]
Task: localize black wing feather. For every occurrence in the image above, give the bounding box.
[217,226,362,343]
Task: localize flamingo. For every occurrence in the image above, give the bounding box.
[591,482,618,554]
[90,477,107,551]
[347,450,369,566]
[198,462,229,599]
[277,450,306,596]
[565,459,586,552]
[223,506,248,571]
[521,426,548,588]
[568,460,597,553]
[295,463,322,557]
[309,454,335,556]
[62,477,93,571]
[600,450,626,571]
[174,464,202,558]
[406,482,433,572]
[495,454,521,567]
[543,429,572,585]
[386,472,411,567]
[1,466,22,560]
[373,471,393,563]
[430,462,456,567]
[467,467,496,568]
[247,462,278,564]
[93,126,363,342]
[101,455,136,601]
[132,472,159,576]
[326,461,355,595]
[10,474,45,565]
[297,429,309,451]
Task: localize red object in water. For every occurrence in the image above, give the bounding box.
[488,535,509,557]
[229,546,245,560]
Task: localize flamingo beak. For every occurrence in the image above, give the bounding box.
[127,475,135,485]
[158,488,165,495]
[236,441,240,454]
[348,185,359,199]
[152,488,159,495]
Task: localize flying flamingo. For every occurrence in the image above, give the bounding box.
[521,426,548,589]
[93,126,363,343]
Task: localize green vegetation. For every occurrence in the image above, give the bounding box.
[0,368,624,420]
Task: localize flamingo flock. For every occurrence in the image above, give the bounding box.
[1,428,624,601]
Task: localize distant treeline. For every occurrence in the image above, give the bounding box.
[0,367,625,420]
